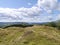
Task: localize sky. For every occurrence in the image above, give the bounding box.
[0,0,60,22]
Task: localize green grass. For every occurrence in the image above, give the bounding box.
[0,25,60,45]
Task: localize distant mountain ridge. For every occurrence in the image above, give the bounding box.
[0,22,22,28]
[0,22,34,28]
[0,22,45,28]
[0,20,60,28]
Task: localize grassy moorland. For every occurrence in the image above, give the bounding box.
[0,25,60,45]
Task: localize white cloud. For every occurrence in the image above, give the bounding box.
[56,2,60,11]
[0,0,59,22]
[28,3,32,5]
[57,14,60,20]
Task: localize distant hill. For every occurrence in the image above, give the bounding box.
[0,20,60,29]
[43,20,60,29]
[0,22,21,27]
[0,22,45,28]
[0,22,33,28]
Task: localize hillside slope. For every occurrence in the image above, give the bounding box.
[0,25,60,45]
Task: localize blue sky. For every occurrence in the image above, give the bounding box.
[0,0,60,22]
[0,0,37,8]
